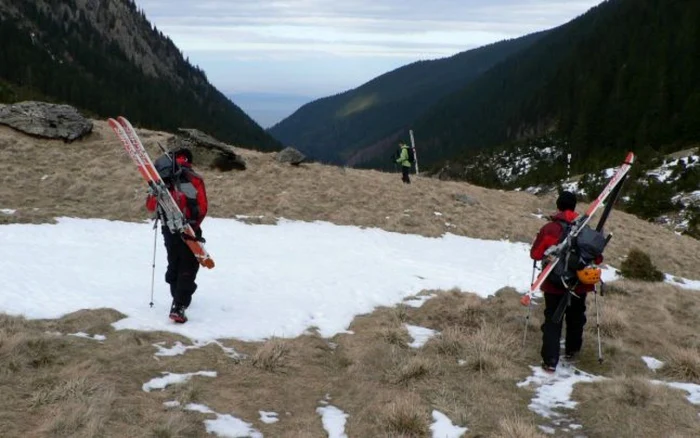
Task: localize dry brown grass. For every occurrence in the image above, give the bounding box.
[150,412,202,438]
[462,323,520,376]
[381,394,431,437]
[414,289,487,330]
[2,279,700,436]
[660,346,700,383]
[493,416,548,438]
[389,357,437,386]
[574,377,700,437]
[431,325,468,357]
[382,325,412,348]
[251,337,291,372]
[589,295,629,339]
[0,311,209,437]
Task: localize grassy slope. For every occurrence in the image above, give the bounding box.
[1,122,699,437]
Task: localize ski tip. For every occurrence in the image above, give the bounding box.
[116,116,131,127]
[520,294,532,307]
[201,259,215,269]
[624,151,635,164]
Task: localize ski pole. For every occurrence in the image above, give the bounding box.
[595,282,604,364]
[522,260,537,348]
[149,215,159,307]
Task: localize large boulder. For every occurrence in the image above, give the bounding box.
[166,128,246,171]
[277,147,306,165]
[0,101,93,141]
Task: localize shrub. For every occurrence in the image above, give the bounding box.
[619,248,664,281]
[626,179,677,219]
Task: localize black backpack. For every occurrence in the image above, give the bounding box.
[549,220,608,288]
[406,147,415,163]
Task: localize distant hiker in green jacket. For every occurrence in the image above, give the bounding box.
[396,143,413,184]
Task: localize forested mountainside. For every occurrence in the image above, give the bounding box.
[0,0,281,150]
[412,0,700,171]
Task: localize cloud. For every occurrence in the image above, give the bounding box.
[136,0,604,95]
[139,0,603,57]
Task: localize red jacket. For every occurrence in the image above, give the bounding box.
[530,210,600,295]
[146,163,208,229]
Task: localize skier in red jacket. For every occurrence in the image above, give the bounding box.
[146,147,208,323]
[530,191,601,372]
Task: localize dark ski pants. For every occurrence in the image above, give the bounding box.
[401,166,411,184]
[541,292,587,367]
[162,229,199,308]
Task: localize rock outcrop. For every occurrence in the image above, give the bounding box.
[0,101,93,141]
[166,128,246,171]
[276,147,306,165]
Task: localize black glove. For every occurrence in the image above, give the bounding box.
[194,226,205,243]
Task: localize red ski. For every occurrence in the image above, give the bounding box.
[108,117,215,269]
[521,152,634,306]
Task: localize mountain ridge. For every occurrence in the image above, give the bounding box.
[268,32,547,164]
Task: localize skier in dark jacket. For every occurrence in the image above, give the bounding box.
[530,191,601,372]
[146,147,208,323]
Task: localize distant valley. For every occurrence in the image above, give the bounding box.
[228,92,315,129]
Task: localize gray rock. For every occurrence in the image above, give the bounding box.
[0,101,93,141]
[166,128,246,171]
[454,194,479,206]
[277,147,306,165]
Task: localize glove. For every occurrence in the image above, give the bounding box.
[194,226,205,243]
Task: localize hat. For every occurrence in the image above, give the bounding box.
[171,147,193,164]
[556,191,577,211]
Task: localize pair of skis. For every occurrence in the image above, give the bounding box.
[521,151,635,306]
[108,116,215,269]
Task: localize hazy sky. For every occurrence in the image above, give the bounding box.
[137,0,604,99]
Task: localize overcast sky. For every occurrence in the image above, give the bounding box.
[137,1,603,95]
[136,1,603,125]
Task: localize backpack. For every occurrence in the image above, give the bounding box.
[549,220,608,288]
[154,153,179,183]
[154,153,201,221]
[406,147,415,164]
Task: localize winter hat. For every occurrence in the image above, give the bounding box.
[172,147,193,164]
[556,191,577,211]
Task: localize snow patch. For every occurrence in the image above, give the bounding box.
[538,425,556,435]
[142,371,216,392]
[405,324,438,348]
[184,403,262,438]
[403,294,436,308]
[69,332,106,341]
[316,405,348,438]
[259,410,279,424]
[153,340,243,359]
[0,217,536,343]
[430,410,468,437]
[518,365,604,418]
[665,274,700,291]
[652,381,700,405]
[642,356,665,371]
